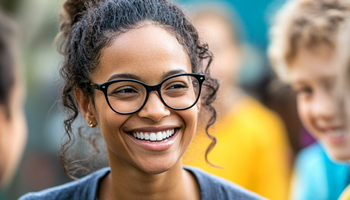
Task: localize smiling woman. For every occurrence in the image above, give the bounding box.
[18,0,264,200]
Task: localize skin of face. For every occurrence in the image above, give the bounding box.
[193,14,241,117]
[0,77,27,187]
[194,14,240,92]
[75,25,199,175]
[289,45,350,161]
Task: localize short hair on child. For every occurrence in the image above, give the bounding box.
[268,0,350,82]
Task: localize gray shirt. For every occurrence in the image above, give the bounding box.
[19,167,265,200]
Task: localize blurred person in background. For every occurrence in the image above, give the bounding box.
[332,18,350,200]
[0,9,27,192]
[182,2,292,200]
[0,1,74,199]
[269,0,350,199]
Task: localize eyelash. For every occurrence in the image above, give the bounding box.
[294,87,312,95]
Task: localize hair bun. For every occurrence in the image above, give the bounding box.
[58,0,97,38]
[63,0,88,24]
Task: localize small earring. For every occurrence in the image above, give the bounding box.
[88,120,94,128]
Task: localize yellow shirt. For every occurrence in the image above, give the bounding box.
[183,96,291,200]
[340,185,350,200]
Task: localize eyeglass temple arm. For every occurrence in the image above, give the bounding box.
[90,83,101,90]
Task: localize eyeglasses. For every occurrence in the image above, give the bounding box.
[90,73,205,114]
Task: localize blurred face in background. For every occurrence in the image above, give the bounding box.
[289,45,350,161]
[0,71,27,187]
[193,14,241,92]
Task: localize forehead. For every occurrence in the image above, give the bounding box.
[93,25,191,83]
[289,45,337,83]
[194,14,235,49]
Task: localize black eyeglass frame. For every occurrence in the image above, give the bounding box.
[90,73,205,115]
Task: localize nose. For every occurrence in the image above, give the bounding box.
[138,91,170,122]
[311,91,338,121]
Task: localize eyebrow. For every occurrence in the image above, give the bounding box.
[162,69,187,79]
[108,73,140,81]
[107,69,188,82]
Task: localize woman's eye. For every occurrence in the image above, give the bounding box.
[167,83,187,90]
[111,87,138,94]
[116,88,137,93]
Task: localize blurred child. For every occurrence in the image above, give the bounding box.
[268,0,350,199]
[0,10,27,188]
[183,3,291,200]
[332,18,350,200]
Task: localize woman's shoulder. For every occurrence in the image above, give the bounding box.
[19,167,110,200]
[184,166,266,200]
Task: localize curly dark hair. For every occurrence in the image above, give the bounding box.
[57,0,219,178]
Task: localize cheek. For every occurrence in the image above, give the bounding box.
[180,107,199,137]
[96,106,131,156]
[297,99,320,138]
[93,93,118,124]
[93,95,126,138]
[297,99,311,126]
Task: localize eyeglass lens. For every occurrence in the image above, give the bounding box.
[106,75,200,113]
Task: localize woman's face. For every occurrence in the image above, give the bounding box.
[80,25,199,174]
[289,45,350,161]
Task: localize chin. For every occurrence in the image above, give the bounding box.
[324,147,350,162]
[138,158,179,175]
[146,166,171,175]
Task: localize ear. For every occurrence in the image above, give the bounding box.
[74,88,96,126]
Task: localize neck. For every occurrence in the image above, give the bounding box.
[98,151,200,200]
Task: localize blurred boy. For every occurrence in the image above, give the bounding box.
[331,17,350,200]
[269,0,350,199]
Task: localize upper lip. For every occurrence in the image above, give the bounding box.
[124,125,180,133]
[319,126,344,132]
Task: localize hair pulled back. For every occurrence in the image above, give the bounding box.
[57,0,219,177]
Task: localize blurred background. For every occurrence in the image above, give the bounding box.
[0,0,310,199]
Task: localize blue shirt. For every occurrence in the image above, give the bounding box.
[19,166,265,200]
[291,143,349,200]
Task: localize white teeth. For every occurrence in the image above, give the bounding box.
[144,133,150,140]
[150,133,157,141]
[157,132,163,141]
[132,129,176,141]
[328,130,344,138]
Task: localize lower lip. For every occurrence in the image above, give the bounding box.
[127,130,179,151]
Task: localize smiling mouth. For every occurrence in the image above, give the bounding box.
[130,128,177,142]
